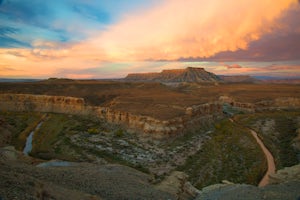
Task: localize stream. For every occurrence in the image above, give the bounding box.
[23,122,43,155]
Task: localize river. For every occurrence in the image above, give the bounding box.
[23,122,43,155]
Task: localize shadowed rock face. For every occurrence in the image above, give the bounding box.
[125,67,220,83]
[195,164,300,200]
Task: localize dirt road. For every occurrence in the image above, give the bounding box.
[229,118,276,187]
[249,130,276,187]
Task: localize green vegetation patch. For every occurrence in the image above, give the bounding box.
[0,111,42,150]
[178,119,266,189]
[234,111,300,169]
[30,114,107,160]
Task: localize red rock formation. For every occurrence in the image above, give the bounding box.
[125,67,220,83]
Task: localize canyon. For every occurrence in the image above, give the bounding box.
[0,94,300,137]
[0,73,299,200]
[0,93,222,137]
[1,93,299,137]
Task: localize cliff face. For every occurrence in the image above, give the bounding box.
[2,94,298,137]
[219,95,300,112]
[125,67,220,83]
[0,94,222,137]
[0,94,88,115]
[255,97,300,110]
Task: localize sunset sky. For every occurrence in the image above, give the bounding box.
[0,0,300,79]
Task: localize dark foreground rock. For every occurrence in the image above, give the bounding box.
[196,181,300,200]
[1,146,300,200]
[0,147,174,200]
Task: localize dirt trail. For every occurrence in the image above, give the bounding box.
[230,118,276,187]
[249,130,276,187]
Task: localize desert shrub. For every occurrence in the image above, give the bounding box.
[87,128,99,134]
[235,111,299,169]
[114,129,124,137]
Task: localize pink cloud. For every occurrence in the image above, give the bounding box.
[1,0,299,78]
[89,0,297,61]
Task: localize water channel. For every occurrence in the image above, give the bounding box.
[23,122,43,155]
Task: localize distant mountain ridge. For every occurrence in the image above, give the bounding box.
[125,67,221,83]
[218,75,259,83]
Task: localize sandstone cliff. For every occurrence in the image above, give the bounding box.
[1,94,298,137]
[0,94,88,115]
[0,94,222,137]
[125,67,220,83]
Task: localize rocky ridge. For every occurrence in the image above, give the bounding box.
[125,67,220,83]
[195,164,300,200]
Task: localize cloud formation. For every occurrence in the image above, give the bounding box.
[0,0,299,78]
[225,64,243,69]
[89,0,297,61]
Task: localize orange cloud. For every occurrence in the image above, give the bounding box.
[0,0,298,78]
[225,64,243,69]
[90,0,297,61]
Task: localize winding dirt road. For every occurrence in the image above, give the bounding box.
[229,118,276,187]
[249,130,276,187]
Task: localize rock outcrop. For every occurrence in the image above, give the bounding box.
[219,96,256,112]
[156,171,200,199]
[195,164,300,200]
[125,67,220,83]
[219,95,300,112]
[255,97,300,111]
[269,164,300,184]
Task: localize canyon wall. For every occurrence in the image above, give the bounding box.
[0,94,222,137]
[219,96,300,112]
[1,94,298,137]
[219,96,256,112]
[0,94,89,115]
[256,97,300,110]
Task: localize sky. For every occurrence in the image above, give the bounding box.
[0,0,300,79]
